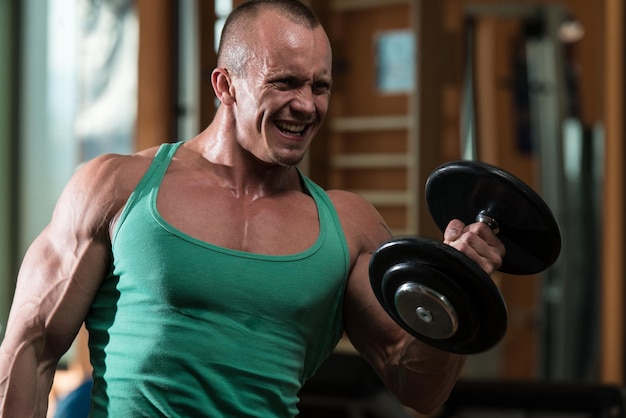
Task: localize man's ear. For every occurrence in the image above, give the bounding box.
[211,68,236,105]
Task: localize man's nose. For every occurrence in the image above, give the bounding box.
[290,88,316,115]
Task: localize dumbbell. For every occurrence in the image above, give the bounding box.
[369,160,561,354]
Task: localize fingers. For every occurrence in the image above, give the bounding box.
[443,219,505,275]
[443,219,465,242]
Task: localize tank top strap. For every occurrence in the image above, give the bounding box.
[299,171,351,275]
[111,141,183,243]
[148,141,184,181]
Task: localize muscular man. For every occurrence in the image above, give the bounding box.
[0,0,504,416]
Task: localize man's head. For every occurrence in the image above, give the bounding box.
[212,0,332,167]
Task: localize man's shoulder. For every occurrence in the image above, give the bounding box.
[326,189,385,225]
[80,145,163,184]
[325,189,391,255]
[63,147,163,213]
[326,189,374,209]
[75,154,144,192]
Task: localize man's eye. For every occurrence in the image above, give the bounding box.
[313,83,330,94]
[273,79,293,88]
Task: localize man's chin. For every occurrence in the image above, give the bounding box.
[270,150,306,167]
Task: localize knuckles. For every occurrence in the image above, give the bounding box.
[447,228,504,275]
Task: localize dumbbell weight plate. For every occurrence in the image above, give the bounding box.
[426,160,561,275]
[369,237,508,354]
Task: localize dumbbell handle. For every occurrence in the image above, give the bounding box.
[476,211,499,235]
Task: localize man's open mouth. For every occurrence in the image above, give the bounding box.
[275,121,307,136]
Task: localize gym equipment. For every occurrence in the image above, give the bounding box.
[369,160,561,354]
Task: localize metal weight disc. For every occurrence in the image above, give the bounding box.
[394,280,459,340]
[381,262,480,350]
[426,160,561,275]
[369,237,508,354]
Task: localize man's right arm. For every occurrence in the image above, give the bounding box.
[0,153,138,417]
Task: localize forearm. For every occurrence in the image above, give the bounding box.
[377,336,465,414]
[1,343,56,418]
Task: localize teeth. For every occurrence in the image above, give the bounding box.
[276,121,306,133]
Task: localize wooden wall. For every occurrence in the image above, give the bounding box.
[600,0,625,385]
[136,0,178,149]
[412,0,625,381]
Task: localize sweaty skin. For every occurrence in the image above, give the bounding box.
[0,5,504,416]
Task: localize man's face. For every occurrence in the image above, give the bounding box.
[231,12,332,167]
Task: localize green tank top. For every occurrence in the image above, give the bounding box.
[85,142,350,417]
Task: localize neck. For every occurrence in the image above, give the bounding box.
[186,121,302,199]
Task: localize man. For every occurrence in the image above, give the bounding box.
[0,0,504,416]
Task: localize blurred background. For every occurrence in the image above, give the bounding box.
[0,0,624,416]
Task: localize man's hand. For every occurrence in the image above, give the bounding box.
[443,219,505,275]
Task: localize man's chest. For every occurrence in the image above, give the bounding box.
[156,179,322,255]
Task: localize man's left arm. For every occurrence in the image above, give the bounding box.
[342,203,503,414]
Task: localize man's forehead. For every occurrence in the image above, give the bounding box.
[252,10,323,40]
[250,18,330,57]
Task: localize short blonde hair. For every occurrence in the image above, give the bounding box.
[216,0,321,76]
